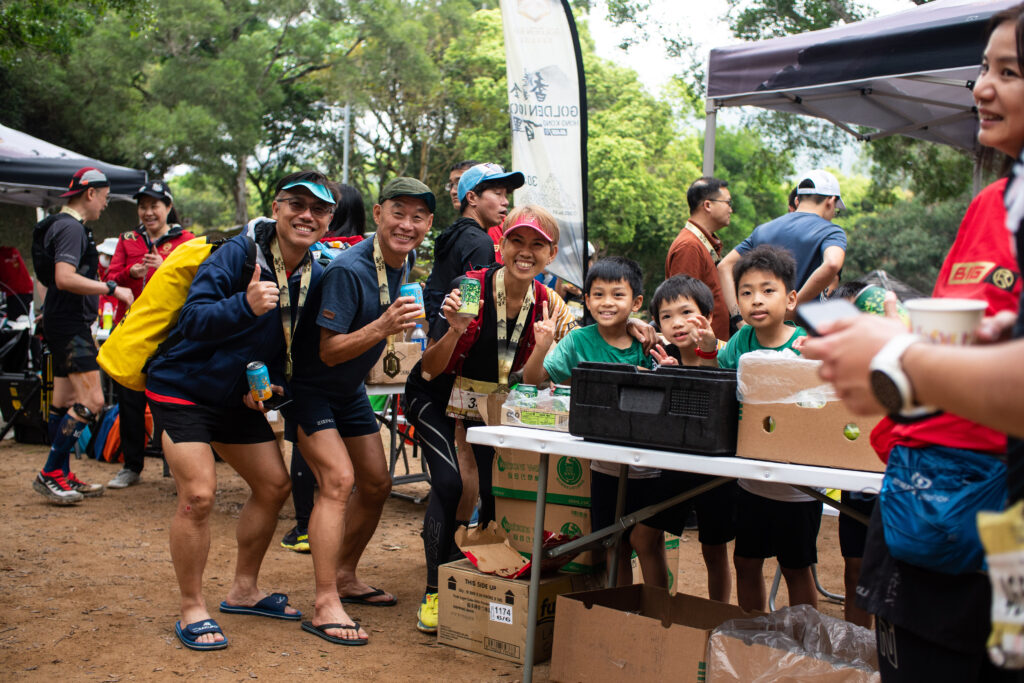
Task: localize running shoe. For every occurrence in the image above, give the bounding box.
[107,468,141,489]
[280,526,310,553]
[66,471,105,497]
[32,470,84,505]
[416,592,439,634]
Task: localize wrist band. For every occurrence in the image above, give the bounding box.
[695,346,718,359]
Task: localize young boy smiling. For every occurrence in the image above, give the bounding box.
[525,257,678,588]
[717,245,820,614]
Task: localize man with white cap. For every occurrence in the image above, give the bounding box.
[423,162,525,323]
[30,166,135,504]
[719,169,847,329]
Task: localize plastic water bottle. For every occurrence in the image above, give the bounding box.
[102,301,114,330]
[410,324,427,352]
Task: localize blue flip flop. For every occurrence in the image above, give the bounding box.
[175,619,228,651]
[219,593,302,620]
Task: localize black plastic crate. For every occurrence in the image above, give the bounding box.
[569,362,738,456]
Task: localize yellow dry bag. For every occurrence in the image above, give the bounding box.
[97,235,255,391]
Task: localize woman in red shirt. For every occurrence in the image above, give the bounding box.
[104,181,194,489]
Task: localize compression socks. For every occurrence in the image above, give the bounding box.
[42,414,87,474]
[47,406,63,444]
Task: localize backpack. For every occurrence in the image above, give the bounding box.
[31,214,65,287]
[97,235,256,391]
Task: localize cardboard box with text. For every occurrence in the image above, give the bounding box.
[492,447,591,507]
[495,497,598,573]
[438,559,597,664]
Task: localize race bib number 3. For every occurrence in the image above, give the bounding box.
[446,376,498,421]
[489,602,514,625]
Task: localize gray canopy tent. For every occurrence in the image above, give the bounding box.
[702,0,1019,178]
[0,124,146,207]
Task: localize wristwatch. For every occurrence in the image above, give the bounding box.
[868,333,924,414]
[106,280,117,296]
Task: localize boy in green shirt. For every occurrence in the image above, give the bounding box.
[717,245,819,613]
[525,257,674,587]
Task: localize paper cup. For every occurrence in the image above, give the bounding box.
[904,298,987,346]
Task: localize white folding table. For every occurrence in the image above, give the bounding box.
[466,425,884,682]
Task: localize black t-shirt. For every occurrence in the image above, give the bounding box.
[42,214,99,335]
[405,269,537,405]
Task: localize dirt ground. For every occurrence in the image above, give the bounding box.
[0,435,850,682]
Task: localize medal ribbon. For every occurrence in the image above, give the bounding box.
[372,235,409,359]
[494,267,534,389]
[684,222,720,265]
[269,236,312,380]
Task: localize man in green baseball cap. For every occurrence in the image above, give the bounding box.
[282,176,434,645]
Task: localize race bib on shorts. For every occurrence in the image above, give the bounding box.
[446,375,499,421]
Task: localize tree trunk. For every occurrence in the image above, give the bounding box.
[232,155,249,226]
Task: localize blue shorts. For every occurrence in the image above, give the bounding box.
[282,389,379,442]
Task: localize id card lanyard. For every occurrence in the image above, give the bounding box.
[269,237,312,380]
[372,235,408,378]
[684,221,720,265]
[494,267,534,391]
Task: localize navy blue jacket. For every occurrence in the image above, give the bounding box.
[146,225,323,407]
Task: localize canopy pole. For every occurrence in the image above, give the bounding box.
[702,103,717,177]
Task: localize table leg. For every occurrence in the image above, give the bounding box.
[522,451,549,683]
[606,464,629,589]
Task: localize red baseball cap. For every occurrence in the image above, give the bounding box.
[61,167,110,197]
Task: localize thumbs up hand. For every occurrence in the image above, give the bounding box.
[245,263,279,316]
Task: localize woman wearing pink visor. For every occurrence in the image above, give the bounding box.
[402,205,578,634]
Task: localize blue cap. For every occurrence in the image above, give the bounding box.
[457,163,525,203]
[281,180,336,205]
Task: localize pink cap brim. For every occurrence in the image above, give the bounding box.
[501,217,554,243]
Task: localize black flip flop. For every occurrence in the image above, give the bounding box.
[340,586,398,607]
[301,620,368,646]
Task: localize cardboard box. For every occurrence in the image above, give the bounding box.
[438,559,597,664]
[366,341,421,385]
[492,447,591,507]
[495,497,597,573]
[630,534,680,594]
[706,631,880,682]
[549,585,759,682]
[736,357,884,472]
[478,388,570,431]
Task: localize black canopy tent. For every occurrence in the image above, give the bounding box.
[0,124,147,207]
[702,0,1019,178]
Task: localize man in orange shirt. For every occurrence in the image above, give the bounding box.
[665,177,732,340]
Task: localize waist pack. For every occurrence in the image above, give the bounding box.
[97,235,255,391]
[881,443,1006,575]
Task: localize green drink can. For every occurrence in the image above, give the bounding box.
[457,276,481,318]
[553,384,571,397]
[854,285,910,326]
[517,384,539,397]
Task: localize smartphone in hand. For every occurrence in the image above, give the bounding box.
[262,393,293,411]
[795,299,861,336]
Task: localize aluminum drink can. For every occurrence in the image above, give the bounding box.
[854,285,910,326]
[399,282,425,319]
[457,276,481,318]
[246,361,273,402]
[553,384,571,397]
[517,384,539,397]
